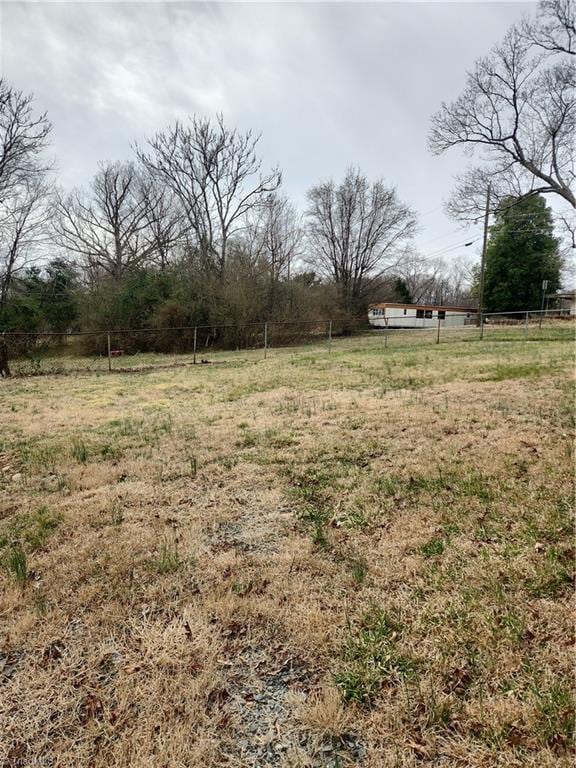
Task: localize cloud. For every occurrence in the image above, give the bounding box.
[1,1,534,257]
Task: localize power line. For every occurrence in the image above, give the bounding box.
[418,205,444,218]
[425,239,478,259]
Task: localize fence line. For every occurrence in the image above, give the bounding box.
[0,317,347,338]
[1,308,573,377]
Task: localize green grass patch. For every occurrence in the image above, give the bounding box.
[0,506,62,552]
[71,439,89,463]
[1,542,28,586]
[420,536,447,558]
[150,538,186,575]
[530,680,575,751]
[526,546,573,598]
[335,606,414,705]
[487,362,558,381]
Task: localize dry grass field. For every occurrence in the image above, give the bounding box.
[0,334,574,767]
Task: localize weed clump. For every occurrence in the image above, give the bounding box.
[150,538,187,575]
[420,537,446,558]
[2,542,28,586]
[0,506,61,552]
[287,466,335,548]
[335,606,414,705]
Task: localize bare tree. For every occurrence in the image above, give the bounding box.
[0,180,51,312]
[306,168,417,314]
[0,81,52,315]
[558,211,576,246]
[137,115,281,276]
[53,161,161,282]
[137,178,187,271]
[246,193,302,313]
[0,80,51,204]
[522,0,575,56]
[556,210,576,284]
[443,257,479,305]
[430,5,575,220]
[394,251,446,304]
[392,250,478,306]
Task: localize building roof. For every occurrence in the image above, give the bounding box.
[368,302,475,313]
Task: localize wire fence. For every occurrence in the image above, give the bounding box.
[0,309,573,377]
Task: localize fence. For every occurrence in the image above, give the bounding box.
[369,308,574,347]
[0,320,336,376]
[0,309,573,377]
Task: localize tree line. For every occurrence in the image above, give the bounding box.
[0,0,573,336]
[0,108,468,335]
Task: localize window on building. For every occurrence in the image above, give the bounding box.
[438,310,446,320]
[425,310,433,319]
[416,309,424,318]
[403,308,407,315]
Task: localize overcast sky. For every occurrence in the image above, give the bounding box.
[2,1,535,266]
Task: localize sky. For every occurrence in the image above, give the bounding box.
[1,1,538,268]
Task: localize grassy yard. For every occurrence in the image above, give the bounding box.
[0,336,574,767]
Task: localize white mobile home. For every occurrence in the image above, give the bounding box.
[368,303,475,329]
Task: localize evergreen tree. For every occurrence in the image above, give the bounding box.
[0,293,42,332]
[79,269,173,332]
[469,264,481,300]
[0,260,79,333]
[41,260,79,333]
[484,195,561,313]
[393,277,413,304]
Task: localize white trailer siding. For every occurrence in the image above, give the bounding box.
[368,304,474,329]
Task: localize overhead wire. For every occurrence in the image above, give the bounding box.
[425,239,479,259]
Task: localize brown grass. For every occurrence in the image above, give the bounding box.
[0,336,574,767]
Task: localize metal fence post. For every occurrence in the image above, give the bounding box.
[479,312,485,341]
[328,320,332,353]
[436,316,441,345]
[524,311,529,339]
[193,326,197,365]
[107,332,112,372]
[264,322,268,359]
[384,319,389,349]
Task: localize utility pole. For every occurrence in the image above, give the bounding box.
[478,182,492,341]
[539,279,548,329]
[287,256,293,315]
